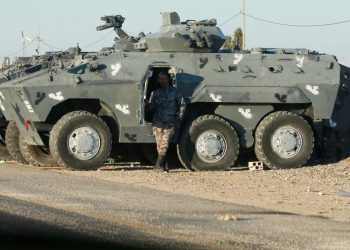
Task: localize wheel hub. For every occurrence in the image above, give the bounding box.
[271,126,303,159]
[77,134,95,153]
[68,127,101,160]
[196,130,227,163]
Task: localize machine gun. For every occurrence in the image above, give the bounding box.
[97,15,146,52]
[97,15,129,39]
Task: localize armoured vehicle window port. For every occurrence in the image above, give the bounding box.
[0,12,349,171]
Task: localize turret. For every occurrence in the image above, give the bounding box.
[97,12,226,53]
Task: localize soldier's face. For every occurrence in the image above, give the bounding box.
[158,75,169,87]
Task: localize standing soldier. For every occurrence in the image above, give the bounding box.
[147,71,184,173]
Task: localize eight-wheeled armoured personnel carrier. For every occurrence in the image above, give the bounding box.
[0,12,349,171]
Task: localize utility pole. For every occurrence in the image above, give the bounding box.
[241,0,246,50]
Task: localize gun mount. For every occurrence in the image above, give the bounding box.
[97,15,129,39]
[97,12,226,53]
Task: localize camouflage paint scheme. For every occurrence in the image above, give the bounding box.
[0,12,349,153]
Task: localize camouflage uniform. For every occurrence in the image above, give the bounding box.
[152,126,175,157]
[149,85,184,157]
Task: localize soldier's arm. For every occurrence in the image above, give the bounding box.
[146,91,155,111]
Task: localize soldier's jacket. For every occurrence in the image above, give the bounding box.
[149,85,185,128]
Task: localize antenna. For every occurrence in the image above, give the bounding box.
[241,0,246,50]
[35,32,42,55]
[21,31,32,57]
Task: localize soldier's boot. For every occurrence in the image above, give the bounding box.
[162,156,170,173]
[154,156,165,172]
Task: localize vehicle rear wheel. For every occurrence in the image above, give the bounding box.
[49,111,112,171]
[19,133,56,167]
[177,115,240,171]
[0,123,11,160]
[0,141,6,150]
[255,111,314,169]
[0,122,7,148]
[5,121,27,164]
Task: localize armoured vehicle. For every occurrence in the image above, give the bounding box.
[0,12,349,171]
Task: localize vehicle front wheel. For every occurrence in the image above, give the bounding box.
[49,111,112,171]
[254,111,314,169]
[177,115,240,171]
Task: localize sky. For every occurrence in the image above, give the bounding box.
[1,0,350,65]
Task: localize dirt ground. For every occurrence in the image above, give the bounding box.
[1,145,349,223]
[51,158,350,223]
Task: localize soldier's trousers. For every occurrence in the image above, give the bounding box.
[152,126,175,157]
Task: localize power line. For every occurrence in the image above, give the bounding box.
[219,12,241,27]
[41,40,64,51]
[82,29,114,49]
[4,40,34,58]
[242,12,350,27]
[218,12,350,28]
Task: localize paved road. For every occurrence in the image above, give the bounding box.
[0,165,349,250]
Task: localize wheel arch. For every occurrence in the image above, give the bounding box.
[45,99,119,143]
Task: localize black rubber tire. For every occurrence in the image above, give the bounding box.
[0,140,7,150]
[0,123,7,147]
[177,115,240,171]
[5,121,27,164]
[19,133,56,167]
[254,111,314,169]
[49,111,112,171]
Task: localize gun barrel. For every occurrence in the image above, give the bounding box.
[96,25,111,31]
[97,15,125,31]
